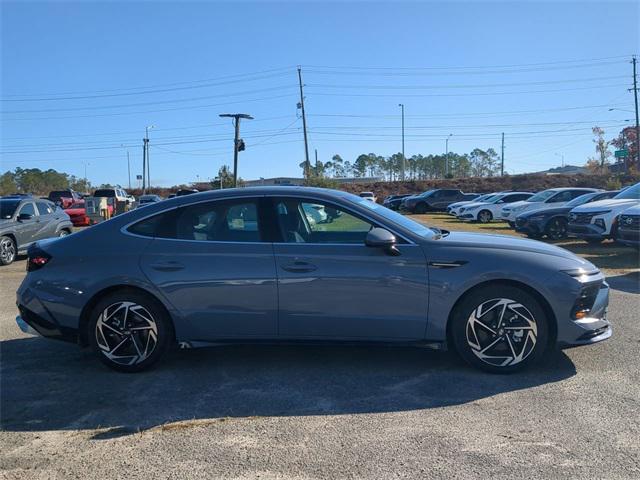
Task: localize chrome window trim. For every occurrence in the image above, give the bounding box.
[120,192,418,246]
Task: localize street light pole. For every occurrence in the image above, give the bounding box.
[219,113,254,187]
[445,134,453,177]
[555,153,565,168]
[398,103,405,180]
[145,125,154,192]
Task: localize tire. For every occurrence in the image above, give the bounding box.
[414,203,428,214]
[545,217,568,240]
[477,210,493,224]
[58,229,71,237]
[449,285,549,374]
[88,290,173,373]
[0,235,16,266]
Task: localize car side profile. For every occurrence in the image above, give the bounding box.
[616,204,640,248]
[458,192,533,223]
[1,196,73,265]
[16,187,610,374]
[401,189,471,213]
[500,187,600,227]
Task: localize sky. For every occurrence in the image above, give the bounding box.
[1,0,639,188]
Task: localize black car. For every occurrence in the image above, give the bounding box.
[0,196,73,265]
[401,189,470,213]
[382,194,412,210]
[176,188,199,196]
[515,191,619,240]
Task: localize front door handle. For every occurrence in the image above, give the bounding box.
[150,261,184,272]
[281,261,317,273]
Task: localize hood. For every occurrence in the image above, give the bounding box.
[620,204,640,215]
[500,200,529,211]
[65,207,85,215]
[0,218,14,226]
[438,231,591,264]
[570,198,640,213]
[518,205,570,218]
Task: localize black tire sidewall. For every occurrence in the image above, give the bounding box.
[88,290,172,373]
[478,210,492,223]
[450,285,550,374]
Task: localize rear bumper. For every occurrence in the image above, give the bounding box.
[15,306,78,343]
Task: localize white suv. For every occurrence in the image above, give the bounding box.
[568,183,640,243]
[500,188,600,227]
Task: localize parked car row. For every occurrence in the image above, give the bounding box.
[389,184,640,247]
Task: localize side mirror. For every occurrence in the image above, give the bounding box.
[18,213,34,221]
[365,227,400,256]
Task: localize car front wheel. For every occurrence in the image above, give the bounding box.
[477,210,493,223]
[88,290,172,372]
[0,236,16,266]
[450,285,549,373]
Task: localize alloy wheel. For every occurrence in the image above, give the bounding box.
[466,298,538,367]
[546,218,567,240]
[478,210,492,223]
[0,237,16,264]
[95,301,159,366]
[58,230,70,237]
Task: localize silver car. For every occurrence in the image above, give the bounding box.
[16,187,610,374]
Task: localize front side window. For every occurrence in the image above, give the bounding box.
[18,203,36,217]
[275,198,373,244]
[547,191,573,203]
[128,199,261,242]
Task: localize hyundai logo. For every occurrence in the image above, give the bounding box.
[625,217,633,225]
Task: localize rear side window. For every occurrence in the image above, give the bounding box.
[36,202,53,215]
[128,200,262,242]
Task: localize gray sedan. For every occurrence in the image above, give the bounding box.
[16,187,610,373]
[1,196,73,266]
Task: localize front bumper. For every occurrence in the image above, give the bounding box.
[568,222,606,240]
[617,227,640,247]
[514,218,545,235]
[557,280,611,348]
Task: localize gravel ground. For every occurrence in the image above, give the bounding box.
[1,257,639,479]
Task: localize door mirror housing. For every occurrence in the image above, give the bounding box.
[18,213,34,221]
[365,228,400,256]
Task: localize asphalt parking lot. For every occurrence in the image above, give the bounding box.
[1,255,639,479]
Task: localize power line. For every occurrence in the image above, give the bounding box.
[1,66,295,99]
[306,84,630,98]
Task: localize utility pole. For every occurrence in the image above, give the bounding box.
[297,67,310,178]
[145,125,154,192]
[219,113,254,187]
[127,150,131,189]
[501,133,505,176]
[398,103,405,180]
[632,55,640,168]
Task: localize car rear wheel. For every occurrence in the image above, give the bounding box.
[88,290,172,372]
[545,217,568,240]
[0,236,16,266]
[450,285,549,373]
[58,229,71,237]
[477,210,493,223]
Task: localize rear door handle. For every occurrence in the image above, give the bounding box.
[150,261,184,272]
[281,261,317,273]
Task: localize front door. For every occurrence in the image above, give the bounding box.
[271,197,429,340]
[139,197,278,341]
[15,202,40,248]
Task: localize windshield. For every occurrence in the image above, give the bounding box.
[48,191,69,200]
[527,190,557,202]
[93,189,114,197]
[614,183,640,200]
[0,200,20,219]
[341,192,434,238]
[566,193,596,208]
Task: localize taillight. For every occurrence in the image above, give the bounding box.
[27,249,51,272]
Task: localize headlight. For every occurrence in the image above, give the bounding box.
[466,205,480,211]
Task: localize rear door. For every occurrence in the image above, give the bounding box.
[35,201,58,239]
[270,196,429,340]
[138,196,278,340]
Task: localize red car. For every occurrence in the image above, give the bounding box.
[64,202,90,227]
[48,190,84,209]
